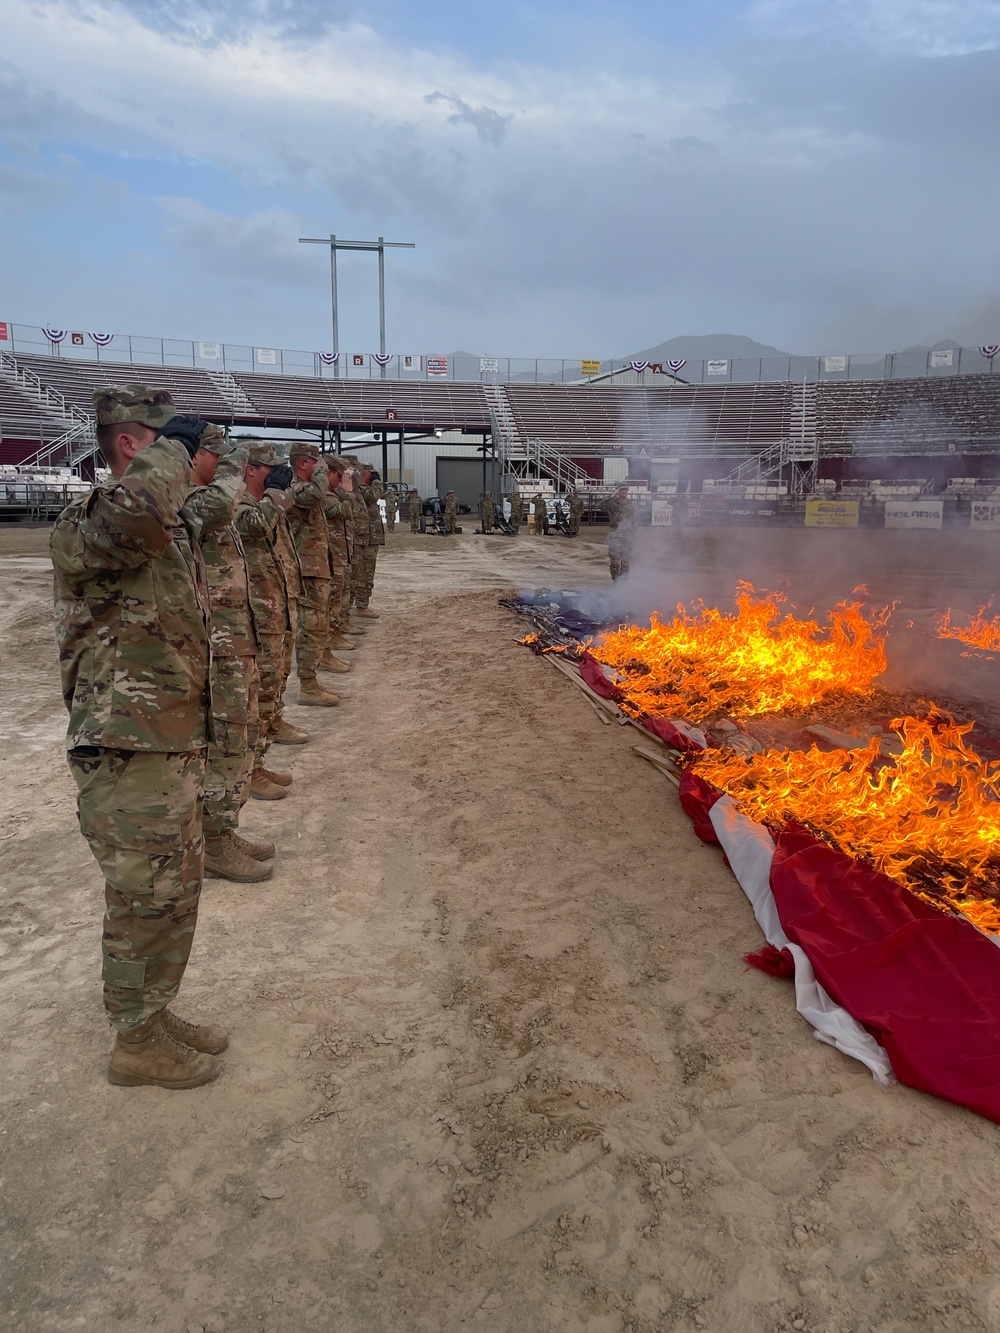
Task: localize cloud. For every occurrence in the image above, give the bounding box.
[425,92,513,146]
[748,0,1000,57]
[157,198,314,285]
[0,163,68,210]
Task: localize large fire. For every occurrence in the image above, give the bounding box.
[693,711,1000,933]
[938,602,1000,654]
[592,582,889,723]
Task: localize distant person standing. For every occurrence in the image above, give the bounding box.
[480,492,495,533]
[409,488,422,533]
[604,483,634,581]
[444,490,459,535]
[508,492,523,535]
[568,488,584,537]
[384,488,398,533]
[533,492,547,536]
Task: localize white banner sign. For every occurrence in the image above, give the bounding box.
[255,347,277,365]
[198,342,219,360]
[403,355,421,371]
[706,359,728,376]
[823,355,847,373]
[651,499,673,527]
[930,349,954,368]
[884,499,943,530]
[480,357,499,374]
[971,499,1000,530]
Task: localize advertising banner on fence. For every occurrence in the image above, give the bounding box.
[650,499,673,527]
[0,321,8,341]
[804,499,859,528]
[970,498,1000,530]
[884,499,943,530]
[727,499,779,523]
[581,359,600,376]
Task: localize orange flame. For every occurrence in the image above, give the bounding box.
[592,582,889,723]
[693,712,1000,932]
[938,601,1000,654]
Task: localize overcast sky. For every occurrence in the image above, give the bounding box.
[2,0,1000,357]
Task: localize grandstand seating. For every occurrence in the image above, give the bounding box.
[233,373,490,433]
[0,378,66,461]
[14,354,237,420]
[815,377,1000,453]
[504,382,796,455]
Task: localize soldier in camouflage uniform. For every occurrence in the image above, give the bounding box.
[568,488,584,536]
[286,443,339,706]
[443,489,459,535]
[409,488,422,533]
[480,492,495,533]
[185,433,271,885]
[533,492,547,536]
[51,384,227,1090]
[320,455,355,670]
[508,491,523,535]
[236,440,300,801]
[384,487,398,533]
[356,462,384,615]
[262,462,309,742]
[605,484,635,581]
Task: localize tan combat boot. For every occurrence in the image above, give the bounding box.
[259,766,292,787]
[344,615,366,635]
[270,716,309,745]
[107,1018,221,1089]
[156,1007,229,1054]
[230,828,276,861]
[250,769,288,801]
[298,677,340,707]
[354,606,379,619]
[329,630,356,651]
[204,832,274,882]
[319,651,351,674]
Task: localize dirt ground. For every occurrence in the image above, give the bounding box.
[2,522,1000,1333]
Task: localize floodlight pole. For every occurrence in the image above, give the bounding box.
[298,233,415,380]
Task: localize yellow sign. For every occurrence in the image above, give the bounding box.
[581,359,601,376]
[804,499,859,529]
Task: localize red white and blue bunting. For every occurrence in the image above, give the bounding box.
[318,352,339,366]
[628,360,650,373]
[372,353,392,367]
[979,345,1000,360]
[666,358,687,372]
[89,332,114,347]
[43,327,67,344]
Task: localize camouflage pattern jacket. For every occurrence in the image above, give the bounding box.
[322,489,352,571]
[271,509,303,602]
[287,467,331,579]
[568,495,584,522]
[362,479,385,546]
[183,448,257,659]
[605,494,635,543]
[508,495,523,523]
[384,491,399,520]
[235,493,293,634]
[50,435,212,753]
[444,493,459,518]
[335,485,355,563]
[349,485,371,547]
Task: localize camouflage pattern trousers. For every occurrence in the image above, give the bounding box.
[254,629,287,769]
[69,746,206,1034]
[204,655,260,836]
[608,533,633,582]
[352,545,378,608]
[278,597,298,721]
[410,509,421,533]
[328,564,350,635]
[296,576,331,679]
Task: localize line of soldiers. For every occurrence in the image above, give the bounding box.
[50,383,387,1090]
[477,488,586,537]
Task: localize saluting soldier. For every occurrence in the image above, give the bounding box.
[568,488,584,536]
[51,385,228,1089]
[320,455,355,669]
[261,461,309,743]
[384,487,399,533]
[409,488,422,533]
[236,440,300,801]
[604,483,635,581]
[480,492,495,533]
[508,491,523,535]
[356,462,384,616]
[286,443,339,706]
[443,489,459,535]
[533,491,547,536]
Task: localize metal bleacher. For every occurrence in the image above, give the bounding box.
[231,373,490,433]
[815,376,1000,455]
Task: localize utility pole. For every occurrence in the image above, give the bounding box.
[298,234,415,379]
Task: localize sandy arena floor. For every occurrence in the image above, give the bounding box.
[2,522,999,1333]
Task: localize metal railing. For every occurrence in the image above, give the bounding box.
[4,322,999,385]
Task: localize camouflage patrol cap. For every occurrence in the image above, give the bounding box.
[92,383,179,430]
[198,423,228,455]
[326,456,350,474]
[245,439,279,466]
[289,442,321,461]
